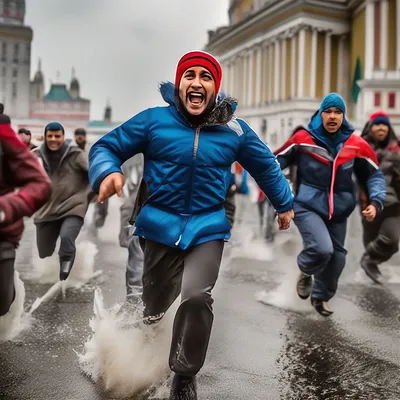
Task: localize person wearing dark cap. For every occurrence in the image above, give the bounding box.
[17,128,37,150]
[274,93,386,316]
[359,110,400,283]
[33,122,94,281]
[88,50,294,399]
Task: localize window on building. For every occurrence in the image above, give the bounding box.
[374,92,381,107]
[1,42,6,62]
[2,67,6,77]
[12,81,17,97]
[12,68,17,78]
[13,43,19,63]
[388,92,396,109]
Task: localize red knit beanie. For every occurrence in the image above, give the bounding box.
[369,110,389,121]
[175,51,222,93]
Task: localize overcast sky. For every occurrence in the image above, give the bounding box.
[25,0,229,122]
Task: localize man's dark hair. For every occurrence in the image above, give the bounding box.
[18,128,31,136]
[74,128,86,136]
[0,103,4,114]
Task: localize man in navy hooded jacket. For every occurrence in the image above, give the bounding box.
[89,51,293,399]
[275,93,386,317]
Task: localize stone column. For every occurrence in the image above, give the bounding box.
[268,43,273,102]
[365,0,375,79]
[297,27,306,98]
[255,45,263,106]
[281,37,287,101]
[323,31,332,95]
[248,48,255,107]
[274,39,280,101]
[380,0,388,70]
[291,32,296,98]
[337,36,346,94]
[230,58,236,96]
[397,0,400,69]
[243,53,248,106]
[310,28,318,98]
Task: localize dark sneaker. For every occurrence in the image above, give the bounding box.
[361,255,382,284]
[296,272,312,299]
[311,298,333,317]
[169,374,197,400]
[59,260,74,281]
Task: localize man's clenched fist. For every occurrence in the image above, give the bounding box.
[277,209,294,230]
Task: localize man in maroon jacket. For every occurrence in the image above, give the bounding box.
[0,114,51,338]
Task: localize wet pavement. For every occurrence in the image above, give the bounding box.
[1,196,400,399]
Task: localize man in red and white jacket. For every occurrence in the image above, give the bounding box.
[0,113,51,339]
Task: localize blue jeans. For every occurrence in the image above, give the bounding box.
[294,204,347,301]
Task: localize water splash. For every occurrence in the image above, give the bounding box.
[0,272,33,341]
[256,267,314,313]
[30,239,99,285]
[28,240,100,313]
[77,289,177,398]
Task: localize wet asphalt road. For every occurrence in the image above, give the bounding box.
[1,196,400,400]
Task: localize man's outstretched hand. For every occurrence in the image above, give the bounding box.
[277,209,295,230]
[98,172,125,203]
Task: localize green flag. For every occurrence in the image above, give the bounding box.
[352,57,362,103]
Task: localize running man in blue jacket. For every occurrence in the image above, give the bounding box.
[275,94,386,317]
[89,51,294,400]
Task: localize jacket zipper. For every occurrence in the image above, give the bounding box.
[193,127,200,157]
[184,128,200,215]
[328,148,343,220]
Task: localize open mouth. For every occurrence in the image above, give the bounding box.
[328,122,337,127]
[187,92,205,107]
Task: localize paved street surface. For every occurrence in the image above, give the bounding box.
[1,195,400,399]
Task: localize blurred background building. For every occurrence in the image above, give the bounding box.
[205,0,400,146]
[0,0,119,142]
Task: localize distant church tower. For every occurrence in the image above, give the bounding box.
[69,67,80,99]
[31,58,45,101]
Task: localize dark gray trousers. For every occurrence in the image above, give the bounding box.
[362,211,400,264]
[141,239,224,376]
[36,216,84,261]
[126,233,144,302]
[0,241,16,316]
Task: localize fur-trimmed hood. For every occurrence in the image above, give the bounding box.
[159,81,238,128]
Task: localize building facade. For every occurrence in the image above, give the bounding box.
[0,0,32,118]
[0,1,120,145]
[205,0,400,147]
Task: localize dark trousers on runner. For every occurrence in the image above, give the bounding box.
[294,204,347,301]
[0,241,16,316]
[362,209,400,264]
[35,216,84,262]
[140,238,224,376]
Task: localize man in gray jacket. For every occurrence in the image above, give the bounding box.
[33,122,94,280]
[119,154,144,304]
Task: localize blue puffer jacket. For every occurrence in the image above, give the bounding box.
[275,115,386,222]
[89,82,293,249]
